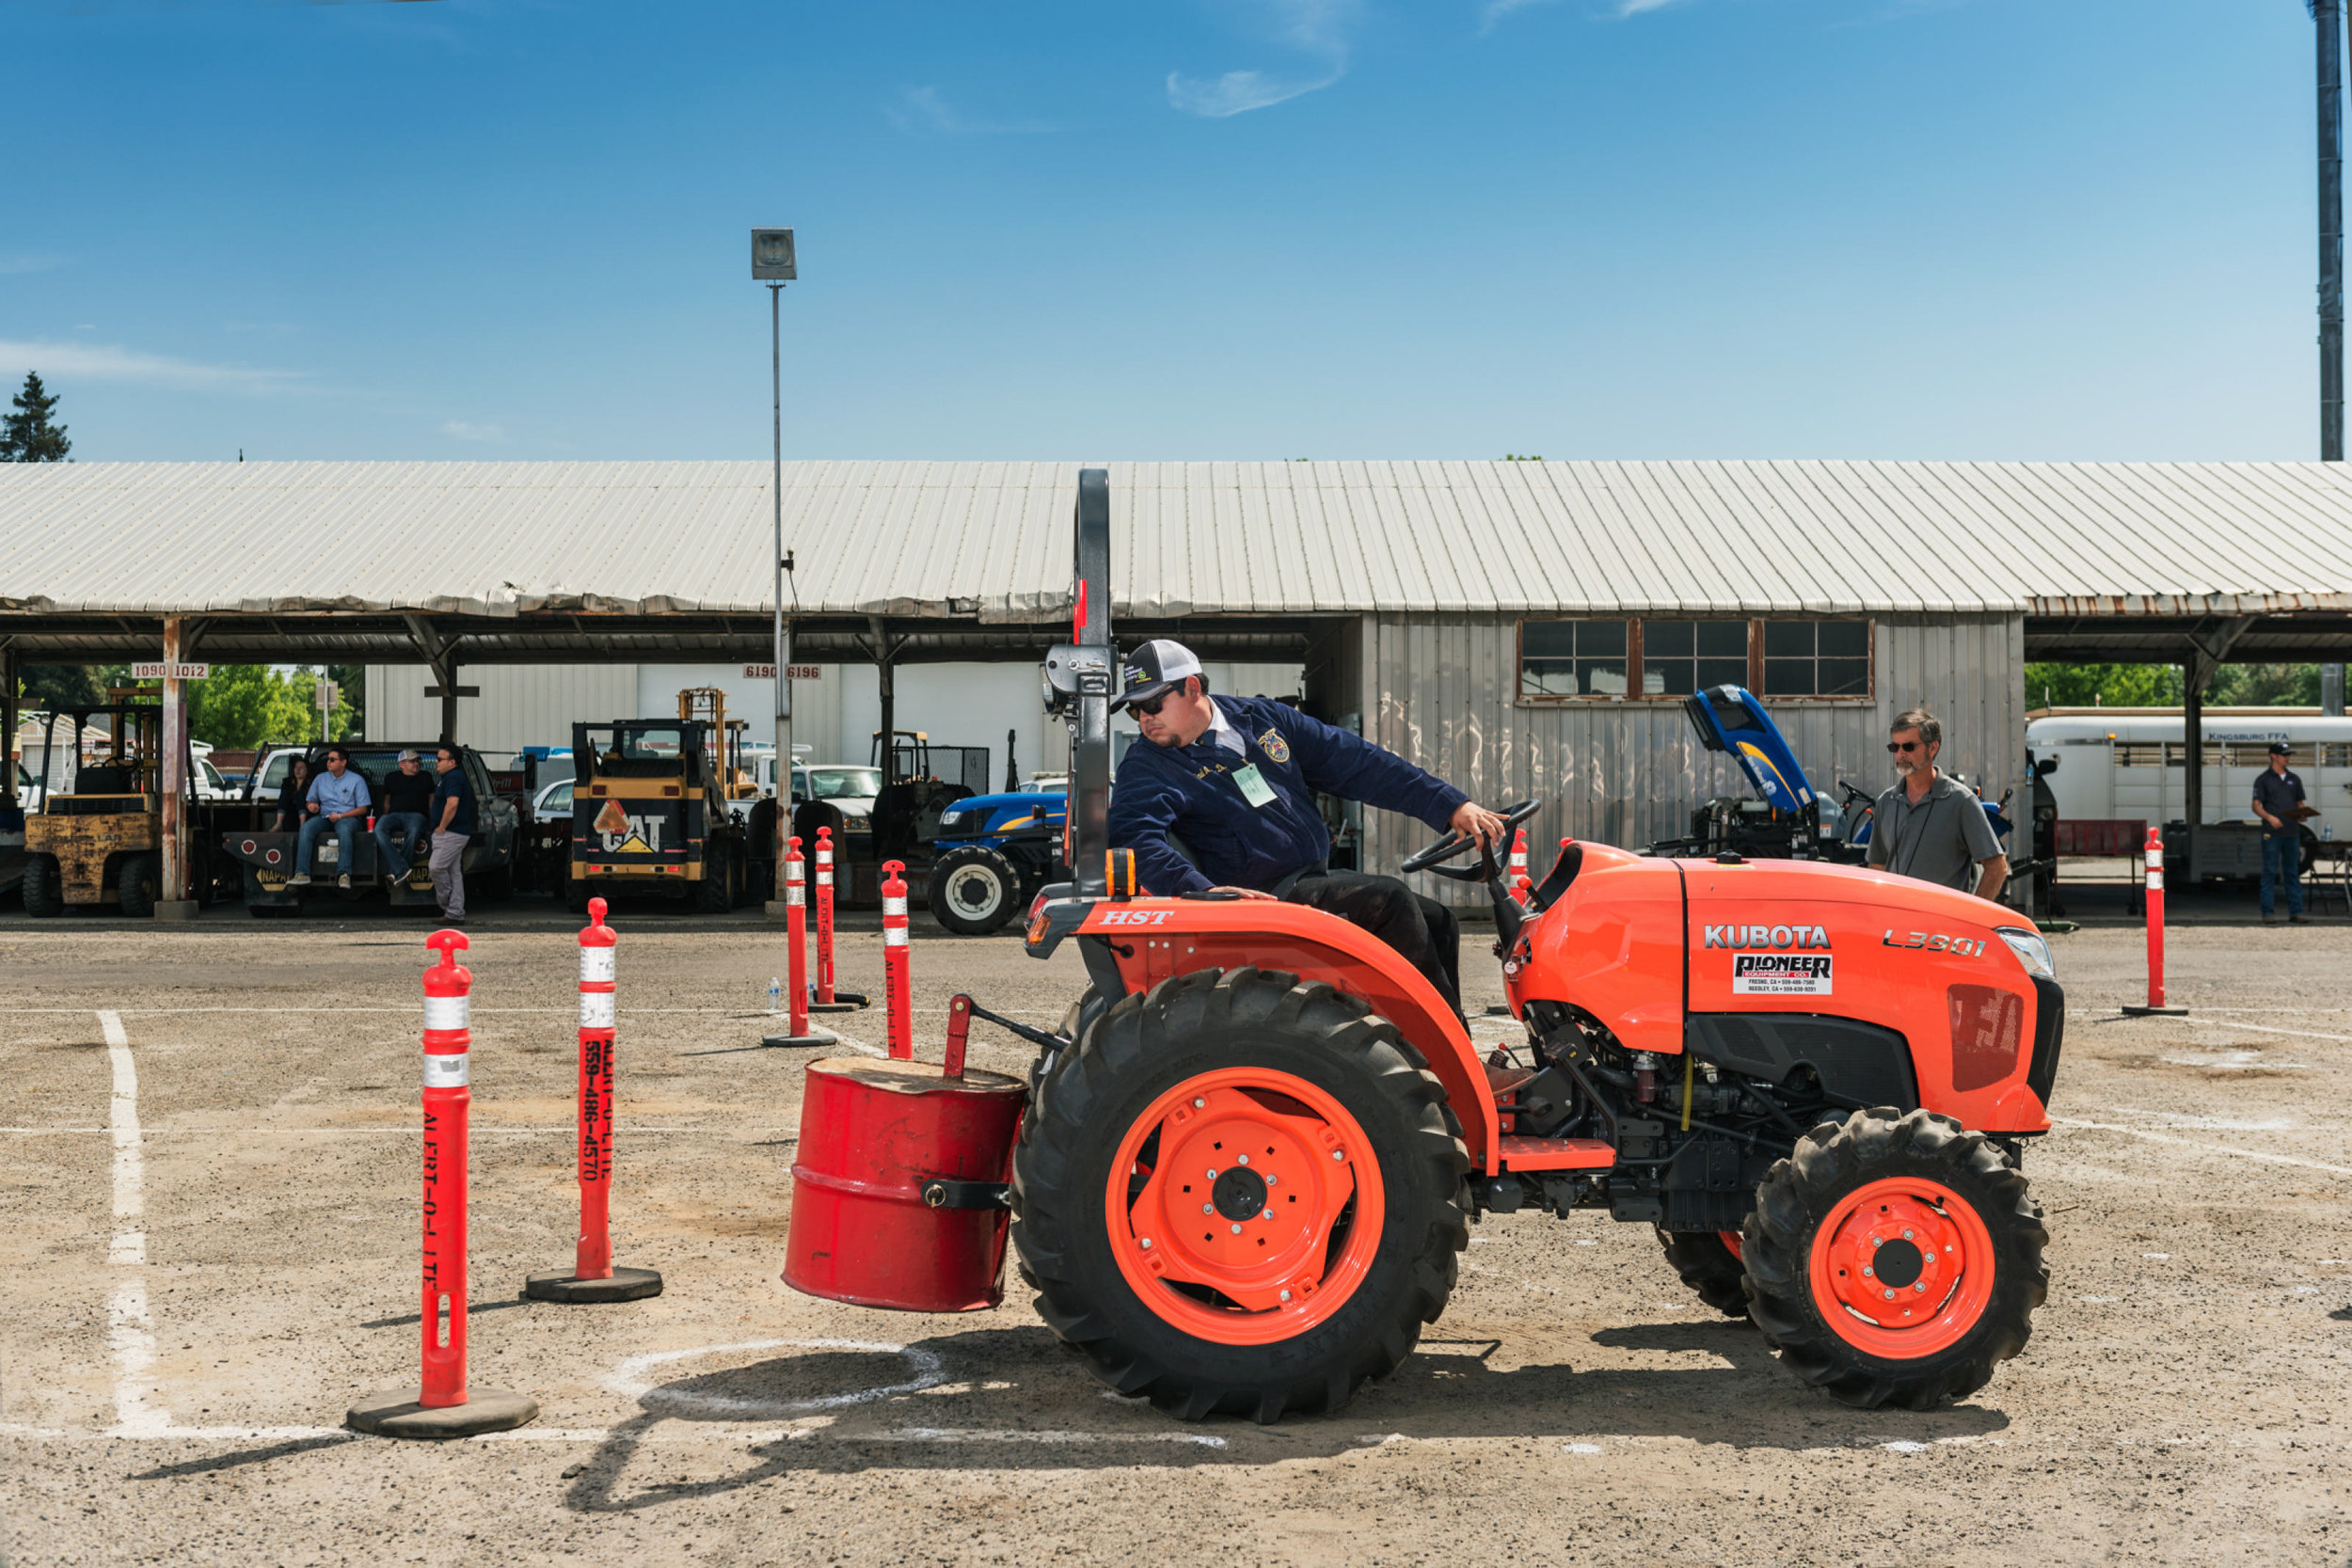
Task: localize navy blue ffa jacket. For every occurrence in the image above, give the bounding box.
[1107,695,1469,896]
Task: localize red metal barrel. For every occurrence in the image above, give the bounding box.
[783,1056,1027,1312]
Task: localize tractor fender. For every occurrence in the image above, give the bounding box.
[1076,897,1502,1173]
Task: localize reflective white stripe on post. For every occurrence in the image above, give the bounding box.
[2148,870,2164,891]
[883,896,908,918]
[817,869,833,885]
[787,863,803,883]
[423,995,469,1032]
[580,948,615,984]
[580,992,615,1029]
[787,884,804,906]
[884,927,908,947]
[422,1053,469,1088]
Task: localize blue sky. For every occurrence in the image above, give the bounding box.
[0,0,2327,462]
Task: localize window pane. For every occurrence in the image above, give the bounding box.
[1522,621,1575,658]
[1521,660,1578,698]
[1817,658,1869,696]
[1645,620,1693,657]
[1643,667,1671,696]
[1581,660,1628,696]
[1695,621,1749,657]
[1817,621,1868,658]
[1763,622,1814,657]
[1696,657,1750,689]
[1761,658,1815,696]
[1576,620,1627,657]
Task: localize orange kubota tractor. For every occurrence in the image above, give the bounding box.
[787,470,2061,1422]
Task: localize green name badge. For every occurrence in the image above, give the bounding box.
[1232,764,1279,808]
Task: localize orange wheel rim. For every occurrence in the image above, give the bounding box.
[1104,1067,1386,1347]
[1717,1229,1743,1261]
[1806,1176,1996,1359]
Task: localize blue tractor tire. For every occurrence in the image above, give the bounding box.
[931,844,1023,936]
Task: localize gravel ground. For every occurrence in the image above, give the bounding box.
[0,897,2346,1566]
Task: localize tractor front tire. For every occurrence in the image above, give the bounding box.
[118,854,159,919]
[1744,1106,2047,1411]
[930,846,1020,936]
[695,842,734,913]
[1657,1228,1752,1319]
[1012,967,1470,1422]
[22,854,64,918]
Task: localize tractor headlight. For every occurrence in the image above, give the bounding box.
[937,810,963,829]
[1995,927,2056,980]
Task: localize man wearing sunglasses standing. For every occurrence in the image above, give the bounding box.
[1867,706,2008,903]
[1105,640,1508,1018]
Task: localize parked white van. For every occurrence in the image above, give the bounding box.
[2025,708,2351,844]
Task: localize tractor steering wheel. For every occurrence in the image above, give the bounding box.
[1399,799,1541,877]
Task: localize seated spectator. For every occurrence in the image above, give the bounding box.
[288,746,372,891]
[275,754,313,833]
[373,750,435,879]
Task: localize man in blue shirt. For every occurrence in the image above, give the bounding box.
[428,743,477,925]
[2251,741,2311,925]
[1106,640,1506,1015]
[287,746,371,891]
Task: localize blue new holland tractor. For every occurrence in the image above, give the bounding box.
[922,788,1070,935]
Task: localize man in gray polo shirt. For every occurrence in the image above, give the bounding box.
[1867,706,2009,902]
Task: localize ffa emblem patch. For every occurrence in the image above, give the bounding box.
[1257,728,1291,765]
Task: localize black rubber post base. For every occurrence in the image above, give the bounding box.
[761,1028,838,1048]
[524,1265,663,1304]
[2121,1004,2190,1016]
[809,992,867,1012]
[347,1386,539,1440]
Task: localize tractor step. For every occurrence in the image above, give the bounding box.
[1495,1135,1615,1172]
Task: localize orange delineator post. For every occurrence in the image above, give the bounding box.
[419,931,472,1407]
[762,835,835,1047]
[2122,825,2188,1017]
[809,827,865,1011]
[1508,828,1530,902]
[526,900,663,1301]
[882,858,913,1059]
[347,931,538,1437]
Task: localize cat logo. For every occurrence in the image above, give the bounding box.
[593,798,662,854]
[1257,727,1291,765]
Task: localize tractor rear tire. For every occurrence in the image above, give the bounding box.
[1012,967,1470,1422]
[1657,1228,1752,1319]
[1744,1106,2047,1411]
[118,854,159,920]
[22,854,63,918]
[695,842,734,913]
[930,846,1019,936]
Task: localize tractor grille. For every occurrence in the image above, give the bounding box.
[2026,974,2065,1104]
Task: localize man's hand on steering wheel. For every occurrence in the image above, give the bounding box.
[1449,800,1509,853]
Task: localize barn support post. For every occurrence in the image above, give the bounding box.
[156,616,198,919]
[1,638,18,816]
[870,615,896,789]
[2181,616,2255,877]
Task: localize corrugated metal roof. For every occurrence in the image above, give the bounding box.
[3,459,2348,621]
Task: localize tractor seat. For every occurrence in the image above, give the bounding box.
[74,765,134,795]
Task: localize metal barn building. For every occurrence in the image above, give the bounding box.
[6,459,2350,897]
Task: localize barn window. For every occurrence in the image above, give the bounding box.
[1640,620,1750,697]
[1519,620,1629,699]
[1760,620,1871,698]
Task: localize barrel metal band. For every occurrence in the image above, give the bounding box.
[422,1053,469,1088]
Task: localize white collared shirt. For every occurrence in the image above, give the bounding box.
[1205,700,1247,758]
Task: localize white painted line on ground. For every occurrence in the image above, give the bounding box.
[2097,1107,2297,1132]
[862,1427,1227,1448]
[1561,1442,1602,1455]
[606,1338,945,1416]
[2185,1019,2352,1045]
[97,1008,171,1437]
[0,1126,719,1138]
[2049,1117,2352,1177]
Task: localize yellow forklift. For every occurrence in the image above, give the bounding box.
[20,697,212,917]
[564,689,756,915]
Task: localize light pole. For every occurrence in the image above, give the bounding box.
[753,229,797,903]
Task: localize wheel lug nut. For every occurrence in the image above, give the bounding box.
[1237,1155,1249,1165]
[1140,1237,1152,1250]
[1863,1267,1874,1278]
[1230,1224,1241,1235]
[1883,1290,1895,1300]
[1914,1282,1926,1292]
[1902,1228,1914,1240]
[1193,1098,1206,1109]
[1279,1290,1293,1302]
[1206,1168,1218,1180]
[1201,1203,1214,1214]
[1265,1175,1278,1187]
[1330,1149,1343,1161]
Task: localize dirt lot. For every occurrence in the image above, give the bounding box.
[0,897,2346,1566]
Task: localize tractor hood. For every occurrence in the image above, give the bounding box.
[931,791,1067,841]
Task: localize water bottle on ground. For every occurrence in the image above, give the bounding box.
[767,976,782,1014]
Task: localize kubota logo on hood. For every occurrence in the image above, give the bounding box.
[1704,923,1831,950]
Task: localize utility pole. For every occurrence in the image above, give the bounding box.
[751,229,798,913]
[2322,0,2344,459]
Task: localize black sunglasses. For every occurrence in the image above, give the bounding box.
[1886,740,1923,753]
[1130,692,1171,718]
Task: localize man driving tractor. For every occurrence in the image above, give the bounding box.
[1105,639,1508,1016]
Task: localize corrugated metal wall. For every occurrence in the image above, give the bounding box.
[363,662,639,754]
[1360,613,2026,900]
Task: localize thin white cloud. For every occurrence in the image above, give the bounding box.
[1167,66,1345,118]
[0,339,309,394]
[1478,0,1559,32]
[441,420,506,443]
[1168,0,1355,118]
[1615,0,1689,13]
[0,254,65,277]
[885,85,1053,135]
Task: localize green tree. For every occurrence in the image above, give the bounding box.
[16,665,105,711]
[2204,662,2321,706]
[188,667,318,749]
[326,663,367,740]
[0,372,71,462]
[2023,662,2183,709]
